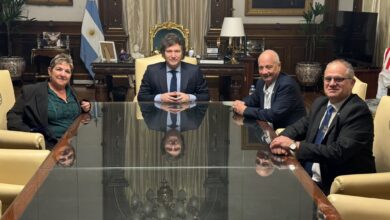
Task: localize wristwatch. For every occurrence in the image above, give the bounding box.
[289,141,297,151]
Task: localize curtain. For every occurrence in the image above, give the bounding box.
[362,0,390,66]
[124,0,210,57]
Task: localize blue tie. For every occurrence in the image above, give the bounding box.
[304,105,335,176]
[169,70,177,92]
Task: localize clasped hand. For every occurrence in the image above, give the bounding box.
[270,135,295,156]
[160,102,190,113]
[161,92,190,103]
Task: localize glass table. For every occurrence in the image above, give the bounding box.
[3,102,340,220]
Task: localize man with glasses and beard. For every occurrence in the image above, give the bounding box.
[232,50,306,129]
[270,59,375,194]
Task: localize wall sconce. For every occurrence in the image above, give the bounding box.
[220,17,245,64]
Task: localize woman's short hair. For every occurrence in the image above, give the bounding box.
[49,53,74,71]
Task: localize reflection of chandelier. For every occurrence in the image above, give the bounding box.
[130,178,200,219]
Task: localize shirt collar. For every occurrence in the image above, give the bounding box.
[263,81,276,94]
[166,64,181,73]
[327,96,348,112]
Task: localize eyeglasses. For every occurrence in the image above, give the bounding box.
[323,76,353,83]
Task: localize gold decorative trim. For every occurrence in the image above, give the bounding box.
[149,22,190,53]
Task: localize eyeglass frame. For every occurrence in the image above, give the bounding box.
[323,76,353,83]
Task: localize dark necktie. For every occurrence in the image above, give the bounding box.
[304,105,335,176]
[169,70,177,92]
[169,113,177,129]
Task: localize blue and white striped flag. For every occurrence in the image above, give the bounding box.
[80,0,104,79]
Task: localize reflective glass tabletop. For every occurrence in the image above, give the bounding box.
[5,102,339,220]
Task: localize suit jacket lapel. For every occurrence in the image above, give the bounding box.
[259,80,265,108]
[324,95,353,137]
[158,63,168,93]
[36,83,49,127]
[180,63,189,92]
[308,104,327,142]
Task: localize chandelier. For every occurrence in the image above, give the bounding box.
[129,179,201,219]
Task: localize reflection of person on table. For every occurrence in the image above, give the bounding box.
[55,143,76,167]
[234,115,273,144]
[232,50,306,129]
[7,53,91,149]
[139,102,207,159]
[270,59,375,194]
[255,149,289,177]
[137,33,209,103]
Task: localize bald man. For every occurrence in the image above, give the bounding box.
[232,50,306,129]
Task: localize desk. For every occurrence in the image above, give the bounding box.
[3,102,340,219]
[31,48,71,80]
[92,57,255,101]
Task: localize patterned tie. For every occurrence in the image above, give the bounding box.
[169,70,177,92]
[304,105,335,176]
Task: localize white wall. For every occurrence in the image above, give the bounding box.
[23,0,87,22]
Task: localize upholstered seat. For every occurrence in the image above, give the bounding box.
[328,96,390,219]
[149,22,189,55]
[0,148,50,213]
[0,70,45,149]
[352,76,368,100]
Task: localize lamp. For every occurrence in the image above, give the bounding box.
[220,17,245,64]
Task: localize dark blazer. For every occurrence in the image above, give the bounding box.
[139,103,208,132]
[243,72,306,129]
[281,94,375,194]
[7,82,81,148]
[137,62,210,101]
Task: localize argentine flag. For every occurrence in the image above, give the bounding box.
[80,0,104,78]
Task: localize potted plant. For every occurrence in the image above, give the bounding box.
[0,0,35,80]
[296,2,326,87]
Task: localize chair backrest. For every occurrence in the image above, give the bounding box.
[352,76,367,100]
[373,96,390,172]
[134,54,197,99]
[149,22,190,54]
[0,70,16,130]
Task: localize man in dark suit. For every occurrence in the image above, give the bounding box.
[232,50,306,129]
[139,102,208,159]
[137,33,209,102]
[270,59,375,194]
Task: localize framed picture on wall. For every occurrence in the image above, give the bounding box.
[245,0,312,16]
[26,0,73,6]
[99,41,117,62]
